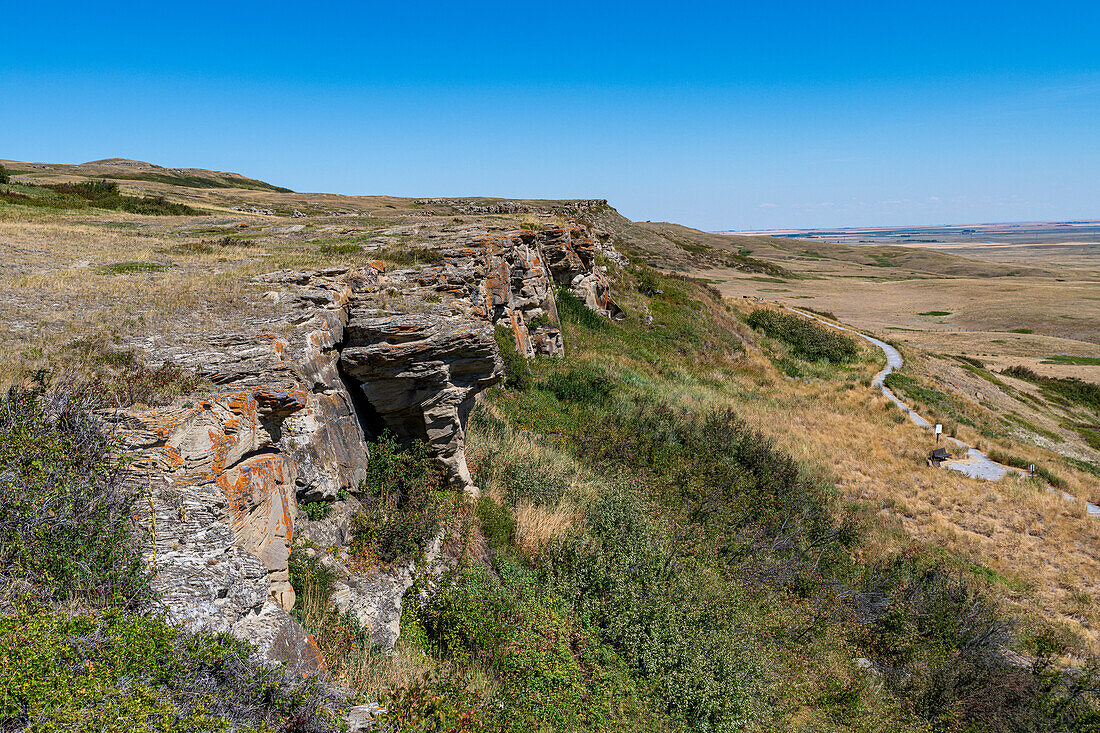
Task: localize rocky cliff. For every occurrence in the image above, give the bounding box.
[115,225,624,669]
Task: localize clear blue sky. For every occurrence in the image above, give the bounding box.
[3,1,1098,231]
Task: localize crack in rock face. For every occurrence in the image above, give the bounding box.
[339,312,502,495]
[114,224,625,665]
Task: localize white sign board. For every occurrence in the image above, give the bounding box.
[935,424,943,435]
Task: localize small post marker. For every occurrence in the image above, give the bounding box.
[935,424,942,443]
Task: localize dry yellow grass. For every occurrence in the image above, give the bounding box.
[512,500,583,555]
[695,319,1100,648]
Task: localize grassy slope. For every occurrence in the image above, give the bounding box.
[292,268,1100,732]
[573,204,1038,278]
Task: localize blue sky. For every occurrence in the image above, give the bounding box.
[3,1,1098,230]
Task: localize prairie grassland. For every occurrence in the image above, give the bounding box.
[0,174,553,387]
[0,215,278,384]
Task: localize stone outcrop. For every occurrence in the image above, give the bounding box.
[294,503,446,651]
[401,226,625,358]
[341,312,501,492]
[118,222,625,669]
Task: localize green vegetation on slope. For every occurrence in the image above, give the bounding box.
[746,308,860,364]
[346,268,1100,732]
[1042,355,1100,366]
[101,170,293,193]
[0,179,201,215]
[0,382,145,603]
[1002,366,1100,414]
[0,608,329,732]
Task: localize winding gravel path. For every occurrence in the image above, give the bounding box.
[780,306,1100,516]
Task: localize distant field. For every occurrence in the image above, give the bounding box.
[723,220,1100,247]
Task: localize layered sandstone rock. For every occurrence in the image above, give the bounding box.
[119,222,625,667]
[341,311,502,493]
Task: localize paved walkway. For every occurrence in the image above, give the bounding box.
[780,306,1100,516]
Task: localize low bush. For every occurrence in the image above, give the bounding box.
[475,495,515,552]
[378,246,446,267]
[46,181,201,215]
[847,556,1100,730]
[60,336,208,407]
[556,289,610,332]
[0,180,200,215]
[884,372,978,429]
[1002,366,1100,413]
[0,164,10,184]
[527,312,552,330]
[720,251,794,279]
[986,450,1067,488]
[493,324,532,391]
[0,606,334,732]
[541,364,614,405]
[97,261,170,275]
[287,547,377,686]
[633,266,662,295]
[745,308,859,364]
[415,559,669,731]
[300,502,331,521]
[0,384,146,604]
[349,433,450,565]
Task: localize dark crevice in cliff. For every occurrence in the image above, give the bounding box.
[336,358,386,442]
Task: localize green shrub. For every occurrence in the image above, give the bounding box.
[0,606,334,732]
[884,372,978,429]
[493,324,532,391]
[476,495,515,552]
[415,560,667,731]
[300,501,331,521]
[0,180,200,215]
[556,289,610,332]
[720,251,794,279]
[1002,365,1100,413]
[527,312,552,330]
[845,556,1100,730]
[378,246,446,267]
[287,547,374,682]
[541,365,615,405]
[986,450,1067,488]
[633,267,662,295]
[745,309,859,364]
[0,164,10,185]
[349,433,449,565]
[97,261,170,275]
[381,671,489,732]
[59,336,208,407]
[0,384,146,603]
[547,484,768,731]
[46,181,201,215]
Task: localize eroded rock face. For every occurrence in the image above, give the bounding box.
[119,270,373,670]
[118,222,624,668]
[404,226,626,358]
[340,312,502,493]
